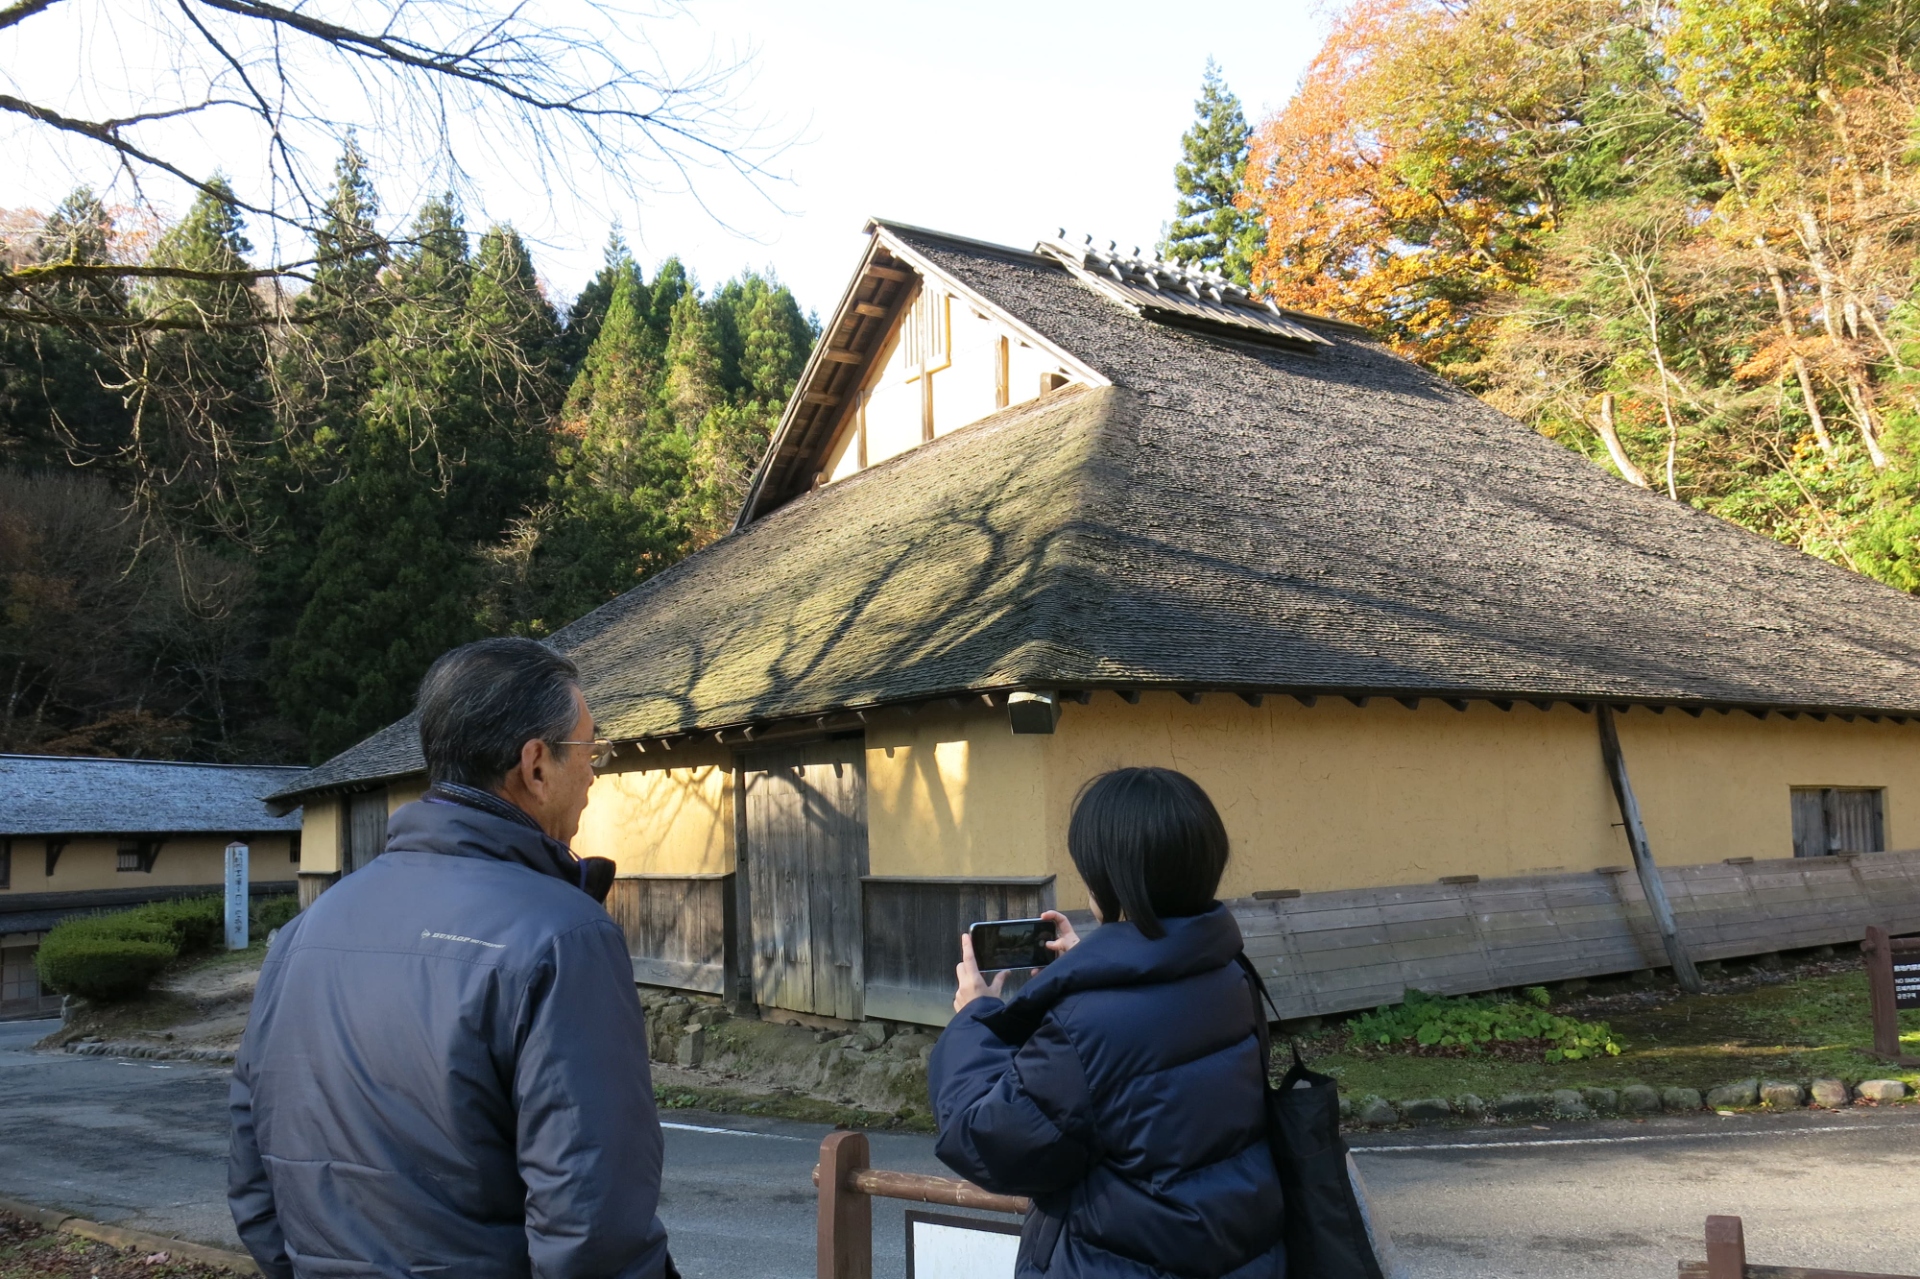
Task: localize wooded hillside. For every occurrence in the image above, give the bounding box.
[1,149,814,764]
[1237,0,1920,590]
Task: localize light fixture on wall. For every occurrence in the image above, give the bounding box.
[1007,690,1059,735]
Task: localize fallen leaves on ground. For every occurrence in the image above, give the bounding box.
[0,1213,228,1278]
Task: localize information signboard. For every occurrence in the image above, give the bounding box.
[1896,952,1920,1012]
[224,841,249,951]
[904,1209,1020,1279]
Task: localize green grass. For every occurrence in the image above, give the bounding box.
[1295,965,1920,1101]
[653,1082,933,1132]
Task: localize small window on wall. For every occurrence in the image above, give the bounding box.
[0,838,10,889]
[116,839,161,873]
[1791,787,1885,857]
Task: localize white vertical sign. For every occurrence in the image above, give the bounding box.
[225,841,249,950]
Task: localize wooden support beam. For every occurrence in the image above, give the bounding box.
[803,391,840,407]
[1396,696,1420,710]
[866,265,911,283]
[1529,699,1554,712]
[1683,706,1704,718]
[816,1131,872,1279]
[1288,693,1314,708]
[1180,691,1203,705]
[1118,690,1141,705]
[1239,692,1265,707]
[1490,699,1513,711]
[853,302,887,318]
[1596,704,1702,993]
[821,349,862,364]
[1444,698,1469,712]
[1346,695,1370,708]
[1061,689,1091,704]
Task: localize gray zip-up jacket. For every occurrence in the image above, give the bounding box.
[229,794,670,1279]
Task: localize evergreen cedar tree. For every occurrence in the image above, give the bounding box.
[1159,59,1265,287]
[1239,0,1920,592]
[0,148,816,764]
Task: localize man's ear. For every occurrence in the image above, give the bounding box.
[515,737,546,789]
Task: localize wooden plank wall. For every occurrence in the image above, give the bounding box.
[607,874,733,995]
[742,742,868,1021]
[862,876,1054,1025]
[1239,849,1920,1020]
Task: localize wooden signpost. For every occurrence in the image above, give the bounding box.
[1862,925,1920,1066]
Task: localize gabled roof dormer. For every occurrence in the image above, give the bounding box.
[735,220,1106,528]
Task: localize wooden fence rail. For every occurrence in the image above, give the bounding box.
[813,1130,1026,1279]
[1678,1214,1920,1279]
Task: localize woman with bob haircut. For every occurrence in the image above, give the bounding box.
[928,766,1285,1278]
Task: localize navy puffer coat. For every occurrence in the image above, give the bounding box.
[929,903,1285,1279]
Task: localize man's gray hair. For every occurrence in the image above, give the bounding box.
[417,638,582,789]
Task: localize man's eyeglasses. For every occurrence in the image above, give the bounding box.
[553,738,616,769]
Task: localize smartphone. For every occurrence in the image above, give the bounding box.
[969,917,1059,973]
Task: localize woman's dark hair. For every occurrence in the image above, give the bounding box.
[1067,767,1229,939]
[417,638,581,788]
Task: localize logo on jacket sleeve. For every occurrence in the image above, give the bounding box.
[419,929,506,949]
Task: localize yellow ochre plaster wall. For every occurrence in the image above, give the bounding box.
[0,834,298,895]
[572,742,733,876]
[857,693,1920,908]
[299,798,343,875]
[1614,709,1920,861]
[865,704,1051,878]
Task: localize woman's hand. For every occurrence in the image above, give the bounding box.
[954,932,1009,1013]
[1042,910,1081,956]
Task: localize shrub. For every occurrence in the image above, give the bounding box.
[1347,987,1622,1063]
[35,933,177,1001]
[137,896,223,954]
[251,894,299,935]
[33,895,224,1002]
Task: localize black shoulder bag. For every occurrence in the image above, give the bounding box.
[1234,954,1387,1279]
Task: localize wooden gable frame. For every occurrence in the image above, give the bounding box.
[734,220,1108,529]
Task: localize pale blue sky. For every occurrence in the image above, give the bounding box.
[2,0,1333,315]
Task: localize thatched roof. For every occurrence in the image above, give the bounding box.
[270,222,1920,804]
[2,754,304,836]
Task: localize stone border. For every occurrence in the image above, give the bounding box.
[63,1040,236,1064]
[0,1195,259,1274]
[1341,1077,1913,1127]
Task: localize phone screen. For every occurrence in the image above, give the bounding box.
[969,917,1058,973]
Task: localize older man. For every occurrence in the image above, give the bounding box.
[229,638,672,1279]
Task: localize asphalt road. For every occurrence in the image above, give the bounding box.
[4,1016,1917,1278]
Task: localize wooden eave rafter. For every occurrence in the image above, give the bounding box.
[607,686,1920,758]
[733,221,1109,529]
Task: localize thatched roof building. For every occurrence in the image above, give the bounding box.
[271,222,1920,1027]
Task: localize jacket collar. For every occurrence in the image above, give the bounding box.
[979,902,1243,1043]
[385,788,586,891]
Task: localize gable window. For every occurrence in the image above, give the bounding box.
[1791,787,1885,857]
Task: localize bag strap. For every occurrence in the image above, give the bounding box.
[1233,952,1284,1022]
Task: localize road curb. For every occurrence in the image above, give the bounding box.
[0,1194,71,1229]
[0,1197,258,1274]
[63,1040,237,1064]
